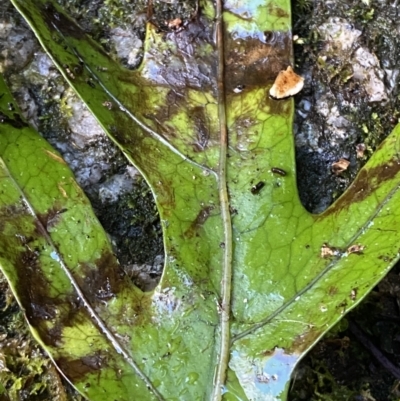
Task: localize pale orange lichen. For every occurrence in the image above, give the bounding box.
[269,66,304,99]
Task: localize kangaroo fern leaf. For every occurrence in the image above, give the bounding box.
[2,0,400,400]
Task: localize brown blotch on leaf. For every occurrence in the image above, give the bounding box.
[40,2,86,40]
[79,250,127,304]
[331,158,350,175]
[56,352,108,382]
[37,206,67,233]
[184,206,213,238]
[321,160,400,217]
[191,106,210,151]
[225,33,292,92]
[266,95,293,117]
[290,326,322,353]
[260,348,275,357]
[328,286,338,296]
[378,254,395,263]
[14,248,63,346]
[267,4,289,18]
[269,66,304,99]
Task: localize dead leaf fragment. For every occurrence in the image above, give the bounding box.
[269,66,304,99]
[356,143,366,158]
[331,158,350,175]
[347,244,365,254]
[320,243,339,258]
[167,18,183,30]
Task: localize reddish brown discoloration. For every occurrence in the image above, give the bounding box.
[184,206,214,238]
[289,327,322,353]
[321,160,400,217]
[328,286,338,296]
[225,34,292,92]
[37,207,67,232]
[56,352,108,381]
[78,250,127,304]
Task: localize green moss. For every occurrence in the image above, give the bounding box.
[93,176,163,291]
[0,273,83,401]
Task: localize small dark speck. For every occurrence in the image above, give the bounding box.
[251,181,265,195]
[263,30,274,42]
[271,167,287,176]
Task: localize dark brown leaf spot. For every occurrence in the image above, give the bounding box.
[14,248,66,346]
[40,2,85,40]
[289,326,323,353]
[328,286,338,296]
[56,352,108,382]
[225,33,292,92]
[191,106,210,151]
[0,112,28,128]
[184,206,213,238]
[37,206,67,232]
[78,250,127,304]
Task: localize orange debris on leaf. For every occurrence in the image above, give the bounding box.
[269,66,304,99]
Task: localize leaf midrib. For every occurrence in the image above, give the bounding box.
[211,1,233,399]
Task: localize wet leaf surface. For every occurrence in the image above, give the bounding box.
[2,0,400,400]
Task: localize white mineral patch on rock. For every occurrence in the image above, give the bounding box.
[0,21,37,73]
[63,88,107,148]
[318,18,387,103]
[352,47,387,102]
[98,172,134,204]
[110,27,143,67]
[318,17,361,53]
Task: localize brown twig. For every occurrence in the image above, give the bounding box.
[349,320,400,380]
